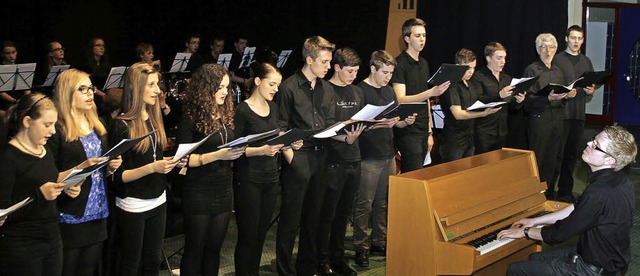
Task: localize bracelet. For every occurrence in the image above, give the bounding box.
[198,154,204,166]
[161,105,169,110]
[523,227,531,239]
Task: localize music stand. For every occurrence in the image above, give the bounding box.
[277,50,292,68]
[217,53,232,70]
[169,53,192,73]
[238,47,256,69]
[103,66,129,90]
[41,65,70,87]
[0,63,36,92]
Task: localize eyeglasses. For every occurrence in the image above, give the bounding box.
[78,85,97,94]
[590,137,613,157]
[93,44,105,47]
[538,45,557,51]
[50,47,64,53]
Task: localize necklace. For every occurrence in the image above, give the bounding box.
[16,137,43,156]
[219,123,228,145]
[149,122,157,161]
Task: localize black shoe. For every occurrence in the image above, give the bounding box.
[318,262,337,276]
[369,245,386,257]
[331,260,357,276]
[355,251,369,267]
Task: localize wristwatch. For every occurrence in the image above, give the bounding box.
[524,227,531,239]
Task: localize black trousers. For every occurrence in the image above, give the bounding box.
[508,248,613,276]
[394,130,428,173]
[116,203,166,276]
[317,161,360,264]
[276,149,329,276]
[474,129,507,155]
[0,233,63,276]
[555,119,585,198]
[234,180,278,276]
[528,109,564,198]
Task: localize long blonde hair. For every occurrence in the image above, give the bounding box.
[53,69,106,141]
[116,62,166,153]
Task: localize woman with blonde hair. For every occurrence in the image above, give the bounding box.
[177,63,245,275]
[48,69,122,275]
[108,63,186,275]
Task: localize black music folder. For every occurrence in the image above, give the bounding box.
[265,128,312,146]
[573,71,612,88]
[218,128,280,148]
[379,102,427,119]
[466,100,508,111]
[427,64,469,86]
[510,76,539,94]
[537,76,584,95]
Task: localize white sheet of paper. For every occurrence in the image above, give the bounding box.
[313,122,347,139]
[14,63,36,91]
[103,66,128,90]
[238,47,256,69]
[169,53,192,73]
[0,65,18,92]
[277,50,293,68]
[0,197,32,217]
[217,53,233,69]
[510,77,536,86]
[173,133,215,161]
[350,101,395,121]
[42,65,70,86]
[467,100,508,111]
[423,151,432,166]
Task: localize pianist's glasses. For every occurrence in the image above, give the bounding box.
[590,137,613,157]
[78,85,97,95]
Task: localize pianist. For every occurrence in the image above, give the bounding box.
[497,125,637,276]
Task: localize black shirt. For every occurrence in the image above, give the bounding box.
[234,101,281,182]
[47,125,108,216]
[0,145,60,240]
[522,60,565,116]
[108,119,166,199]
[391,51,431,132]
[358,81,396,160]
[275,69,336,147]
[553,51,594,120]
[470,66,513,137]
[541,169,634,273]
[327,83,363,163]
[440,80,475,147]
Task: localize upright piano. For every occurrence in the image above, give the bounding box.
[387,148,568,275]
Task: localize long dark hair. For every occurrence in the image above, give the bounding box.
[183,64,234,134]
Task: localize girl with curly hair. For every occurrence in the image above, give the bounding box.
[177,63,245,275]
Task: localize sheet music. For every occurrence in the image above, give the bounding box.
[467,100,508,111]
[217,53,233,69]
[431,104,445,129]
[173,132,215,161]
[103,66,128,90]
[102,130,158,159]
[350,101,395,121]
[277,50,293,68]
[0,197,33,217]
[0,65,17,92]
[510,77,536,86]
[169,53,192,73]
[238,47,256,69]
[14,63,37,91]
[423,151,432,166]
[217,128,280,148]
[42,65,70,87]
[61,167,105,189]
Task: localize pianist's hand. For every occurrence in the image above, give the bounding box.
[497,227,524,240]
[511,218,536,229]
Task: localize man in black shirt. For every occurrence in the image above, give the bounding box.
[391,18,450,173]
[522,33,571,199]
[439,49,500,162]
[202,36,225,64]
[316,47,364,276]
[553,25,596,203]
[471,42,522,154]
[274,36,336,276]
[183,33,204,73]
[498,125,637,276]
[354,50,411,268]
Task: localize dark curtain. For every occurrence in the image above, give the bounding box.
[1,0,389,82]
[418,0,568,77]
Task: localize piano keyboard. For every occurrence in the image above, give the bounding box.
[467,226,512,255]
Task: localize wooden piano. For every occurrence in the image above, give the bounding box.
[387,148,569,275]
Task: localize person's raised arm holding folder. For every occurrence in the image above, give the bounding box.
[390,18,443,172]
